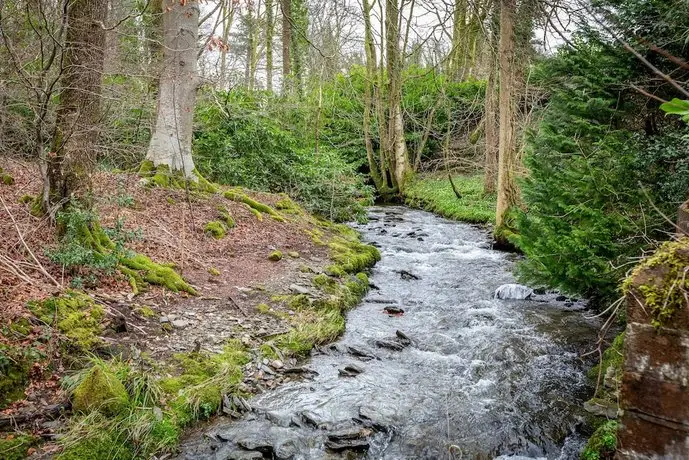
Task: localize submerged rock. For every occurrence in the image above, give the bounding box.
[493,283,534,300]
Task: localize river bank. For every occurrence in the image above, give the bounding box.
[0,159,379,459]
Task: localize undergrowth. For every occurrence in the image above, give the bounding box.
[404,174,496,224]
[46,203,195,295]
[57,343,249,459]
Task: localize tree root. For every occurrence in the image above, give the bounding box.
[80,219,196,295]
[138,161,218,194]
[223,189,285,222]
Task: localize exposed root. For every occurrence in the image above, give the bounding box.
[223,189,285,222]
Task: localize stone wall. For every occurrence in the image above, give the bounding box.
[617,233,689,459]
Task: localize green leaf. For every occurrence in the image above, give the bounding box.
[659,98,689,116]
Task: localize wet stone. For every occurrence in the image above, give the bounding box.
[374,339,406,351]
[346,345,378,361]
[383,306,404,314]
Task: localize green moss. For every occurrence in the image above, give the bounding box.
[216,206,236,228]
[159,341,249,423]
[581,420,619,460]
[0,344,32,408]
[204,221,226,239]
[134,305,156,318]
[275,194,303,214]
[59,431,133,460]
[138,160,155,177]
[139,163,218,193]
[256,303,271,314]
[588,332,624,385]
[403,174,496,224]
[1,173,14,185]
[0,434,37,460]
[151,164,171,187]
[208,267,221,276]
[622,238,689,328]
[268,250,283,261]
[30,195,44,217]
[313,274,338,294]
[28,290,105,350]
[288,251,300,258]
[8,318,32,336]
[18,194,34,204]
[73,366,130,416]
[223,189,285,222]
[327,236,381,276]
[121,254,196,295]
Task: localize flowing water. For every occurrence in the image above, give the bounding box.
[179,206,601,460]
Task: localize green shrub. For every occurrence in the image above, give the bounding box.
[193,89,373,222]
[515,39,689,302]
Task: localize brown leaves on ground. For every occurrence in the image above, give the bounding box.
[0,156,331,429]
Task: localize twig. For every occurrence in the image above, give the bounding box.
[0,194,60,286]
[228,294,248,317]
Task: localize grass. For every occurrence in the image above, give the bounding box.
[404,174,496,224]
[56,343,250,459]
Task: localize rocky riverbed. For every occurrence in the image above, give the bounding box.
[178,206,602,460]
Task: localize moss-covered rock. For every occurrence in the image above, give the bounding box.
[268,250,283,261]
[288,251,300,258]
[208,267,221,276]
[622,238,689,328]
[204,221,226,239]
[216,206,236,229]
[72,366,129,416]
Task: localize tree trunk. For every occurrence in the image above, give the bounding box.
[495,0,519,231]
[266,0,274,91]
[280,0,291,92]
[361,0,384,191]
[483,24,499,195]
[385,0,410,191]
[46,0,107,211]
[219,0,235,88]
[245,6,255,90]
[145,0,200,178]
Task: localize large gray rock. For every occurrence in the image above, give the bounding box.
[493,283,533,300]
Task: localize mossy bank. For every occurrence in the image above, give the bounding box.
[0,169,380,459]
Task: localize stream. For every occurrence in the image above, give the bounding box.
[179,206,601,460]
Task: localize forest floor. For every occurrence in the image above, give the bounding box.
[0,158,379,459]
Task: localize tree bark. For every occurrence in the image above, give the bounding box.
[145,0,200,178]
[280,0,291,92]
[495,0,519,230]
[47,0,107,210]
[385,0,410,191]
[483,19,499,195]
[266,0,274,91]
